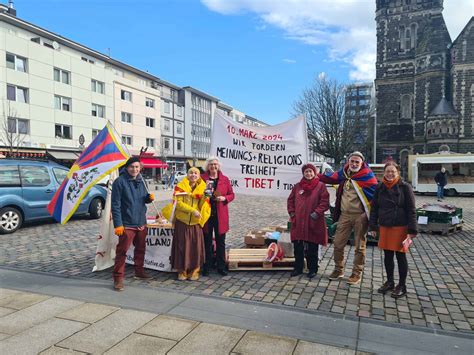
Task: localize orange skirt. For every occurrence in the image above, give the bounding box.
[378,226,408,253]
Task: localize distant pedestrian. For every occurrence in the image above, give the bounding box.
[168,168,176,190]
[201,157,235,277]
[318,151,378,285]
[111,157,155,291]
[369,161,417,298]
[434,167,448,201]
[287,164,329,279]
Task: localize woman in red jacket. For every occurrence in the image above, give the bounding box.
[287,164,330,278]
[201,157,235,276]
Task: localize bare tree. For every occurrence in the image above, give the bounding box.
[0,102,26,156]
[294,75,355,166]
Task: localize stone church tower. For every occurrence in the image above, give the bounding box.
[375,0,474,166]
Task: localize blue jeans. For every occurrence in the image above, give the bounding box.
[437,185,444,200]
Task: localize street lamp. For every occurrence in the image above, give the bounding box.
[192,149,197,167]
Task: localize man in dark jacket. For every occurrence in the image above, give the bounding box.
[434,167,448,201]
[111,157,154,291]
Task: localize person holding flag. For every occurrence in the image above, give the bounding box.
[318,151,378,285]
[111,156,155,291]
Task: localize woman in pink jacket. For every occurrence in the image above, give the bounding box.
[287,164,330,278]
[201,157,235,276]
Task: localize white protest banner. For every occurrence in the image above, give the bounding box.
[126,226,173,272]
[210,111,307,197]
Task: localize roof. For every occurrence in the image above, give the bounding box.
[429,97,458,116]
[453,17,474,45]
[182,86,219,102]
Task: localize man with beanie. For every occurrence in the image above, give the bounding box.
[318,151,378,285]
[111,156,155,291]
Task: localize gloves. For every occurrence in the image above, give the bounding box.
[115,226,124,236]
[310,212,318,220]
[148,193,155,202]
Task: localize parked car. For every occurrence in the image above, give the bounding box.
[160,171,186,185]
[0,159,107,234]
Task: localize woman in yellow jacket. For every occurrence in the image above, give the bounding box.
[164,167,211,281]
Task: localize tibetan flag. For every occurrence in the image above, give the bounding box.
[48,123,129,224]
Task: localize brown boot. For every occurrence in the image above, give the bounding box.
[347,273,361,285]
[328,270,344,280]
[134,271,152,280]
[177,271,187,281]
[114,279,124,291]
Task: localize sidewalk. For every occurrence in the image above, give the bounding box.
[0,269,472,354]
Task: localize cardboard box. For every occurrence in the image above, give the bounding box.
[275,225,289,233]
[244,234,266,246]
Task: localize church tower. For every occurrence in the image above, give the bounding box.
[375,0,451,161]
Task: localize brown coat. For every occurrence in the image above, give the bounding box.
[287,178,330,245]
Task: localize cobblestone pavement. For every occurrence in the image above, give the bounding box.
[1,188,473,334]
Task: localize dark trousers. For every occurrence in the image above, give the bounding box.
[113,228,147,280]
[384,250,408,286]
[204,215,226,271]
[293,240,319,273]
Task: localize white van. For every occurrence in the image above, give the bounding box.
[411,155,474,196]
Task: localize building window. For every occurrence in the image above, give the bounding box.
[55,124,72,139]
[121,135,132,145]
[121,112,132,123]
[400,94,413,119]
[92,104,105,118]
[121,90,132,101]
[164,119,170,131]
[7,84,28,103]
[164,138,170,150]
[7,117,29,134]
[177,122,183,135]
[54,95,71,111]
[91,79,105,94]
[6,53,27,72]
[53,68,70,84]
[146,138,155,148]
[177,140,182,152]
[92,129,99,139]
[145,98,155,108]
[177,106,183,117]
[163,101,171,114]
[146,117,155,128]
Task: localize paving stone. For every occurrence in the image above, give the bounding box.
[57,308,156,353]
[137,315,198,341]
[0,297,82,335]
[0,307,15,317]
[168,323,245,355]
[56,303,119,324]
[0,292,50,310]
[0,288,21,300]
[104,333,176,354]
[294,340,354,355]
[233,331,297,354]
[40,346,87,354]
[0,318,87,355]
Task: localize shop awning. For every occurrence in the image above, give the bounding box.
[47,150,81,160]
[141,157,168,168]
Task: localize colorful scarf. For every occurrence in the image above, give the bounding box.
[324,162,378,217]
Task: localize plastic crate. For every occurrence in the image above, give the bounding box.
[325,214,377,243]
[416,207,463,224]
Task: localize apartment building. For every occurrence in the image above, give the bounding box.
[0,4,164,172]
[182,86,218,166]
[345,82,374,161]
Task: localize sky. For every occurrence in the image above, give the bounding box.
[11,0,474,124]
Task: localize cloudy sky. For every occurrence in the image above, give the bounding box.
[15,0,474,124]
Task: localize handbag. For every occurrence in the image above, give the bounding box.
[402,236,413,253]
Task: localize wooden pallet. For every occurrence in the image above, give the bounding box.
[418,222,463,236]
[227,249,295,271]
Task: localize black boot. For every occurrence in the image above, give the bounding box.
[391,284,407,298]
[291,269,303,277]
[377,281,395,294]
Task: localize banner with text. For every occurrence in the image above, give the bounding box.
[210,111,307,197]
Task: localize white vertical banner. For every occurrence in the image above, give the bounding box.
[210,111,307,197]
